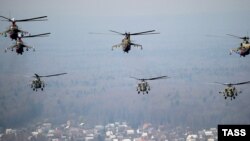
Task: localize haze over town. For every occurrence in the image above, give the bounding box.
[0,1,250,138]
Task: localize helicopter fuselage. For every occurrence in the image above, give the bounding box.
[136,81,150,94]
[5,24,27,40]
[219,86,241,100]
[5,25,19,40]
[15,39,26,54]
[239,42,250,57]
[122,38,131,53]
[31,79,45,91]
[121,36,131,52]
[7,24,20,40]
[231,40,250,57]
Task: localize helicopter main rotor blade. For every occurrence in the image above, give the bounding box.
[39,73,67,78]
[130,76,141,80]
[226,34,243,39]
[0,16,11,21]
[130,30,157,35]
[232,81,250,85]
[145,76,169,81]
[211,82,230,86]
[15,16,48,22]
[22,33,51,38]
[133,32,160,35]
[109,30,124,35]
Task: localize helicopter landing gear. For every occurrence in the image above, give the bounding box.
[41,88,44,91]
[33,88,35,91]
[26,48,29,51]
[225,97,227,99]
[138,91,140,94]
[146,91,148,94]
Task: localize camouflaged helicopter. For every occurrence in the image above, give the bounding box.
[4,32,50,55]
[212,81,250,100]
[227,34,250,57]
[31,73,67,91]
[109,30,159,53]
[130,76,168,94]
[0,16,47,40]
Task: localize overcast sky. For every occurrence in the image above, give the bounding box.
[1,0,250,128]
[1,0,250,16]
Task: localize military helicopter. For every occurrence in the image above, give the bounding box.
[4,32,50,55]
[212,81,250,100]
[31,73,67,91]
[109,30,159,53]
[227,34,250,57]
[0,15,47,40]
[130,76,168,94]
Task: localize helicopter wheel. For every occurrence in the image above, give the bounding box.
[33,88,35,91]
[233,97,235,99]
[41,88,44,91]
[138,91,140,94]
[146,91,148,94]
[224,97,227,99]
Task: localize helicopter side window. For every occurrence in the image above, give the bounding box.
[225,89,228,93]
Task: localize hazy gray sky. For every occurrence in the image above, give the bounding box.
[1,0,250,17]
[1,0,250,128]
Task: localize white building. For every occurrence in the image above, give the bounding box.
[186,134,198,141]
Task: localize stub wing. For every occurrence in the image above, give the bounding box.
[230,46,250,57]
[230,47,241,55]
[0,30,10,37]
[23,44,35,51]
[112,43,123,50]
[131,43,142,49]
[5,44,17,52]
